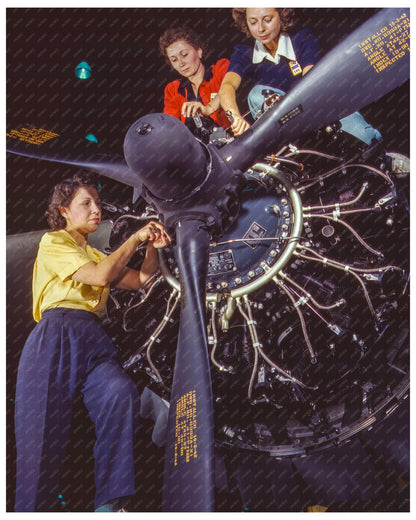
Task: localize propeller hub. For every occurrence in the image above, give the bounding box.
[124,113,207,201]
[124,113,243,235]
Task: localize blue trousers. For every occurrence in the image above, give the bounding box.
[248,84,382,145]
[14,308,141,512]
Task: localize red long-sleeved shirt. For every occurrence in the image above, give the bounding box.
[163,58,230,129]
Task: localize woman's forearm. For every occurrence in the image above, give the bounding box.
[219,77,250,136]
[219,82,241,116]
[72,231,143,287]
[114,244,160,290]
[203,93,222,115]
[138,244,159,283]
[72,221,166,287]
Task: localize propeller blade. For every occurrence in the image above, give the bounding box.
[222,7,410,172]
[162,219,214,512]
[6,124,139,187]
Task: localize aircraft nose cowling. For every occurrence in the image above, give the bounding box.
[123,113,208,201]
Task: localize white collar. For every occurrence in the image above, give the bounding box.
[252,33,296,65]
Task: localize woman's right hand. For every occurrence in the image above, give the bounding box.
[182,101,209,119]
[229,113,250,136]
[134,221,171,247]
[71,221,169,288]
[219,72,249,136]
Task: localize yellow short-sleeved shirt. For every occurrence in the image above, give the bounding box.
[32,230,110,322]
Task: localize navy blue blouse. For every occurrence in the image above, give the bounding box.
[228,29,321,93]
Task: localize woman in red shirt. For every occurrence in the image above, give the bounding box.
[159,26,229,130]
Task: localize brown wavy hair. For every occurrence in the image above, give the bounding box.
[232,8,296,36]
[45,172,99,230]
[159,25,207,61]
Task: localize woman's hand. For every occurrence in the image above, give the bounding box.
[218,71,249,136]
[134,221,171,249]
[114,221,170,290]
[181,101,213,119]
[72,221,170,288]
[228,112,250,137]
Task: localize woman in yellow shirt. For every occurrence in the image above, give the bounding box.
[14,172,170,512]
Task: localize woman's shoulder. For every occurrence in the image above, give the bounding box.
[292,28,319,45]
[232,44,253,57]
[211,57,230,75]
[39,230,77,248]
[291,28,320,61]
[164,78,181,93]
[40,229,66,242]
[228,44,254,71]
[213,57,230,65]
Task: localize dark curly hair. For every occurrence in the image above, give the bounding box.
[45,172,99,231]
[159,25,207,62]
[232,8,297,36]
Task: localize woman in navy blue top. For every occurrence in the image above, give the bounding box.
[219,8,316,135]
[219,8,381,144]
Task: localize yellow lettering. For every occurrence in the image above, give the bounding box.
[173,390,198,467]
[359,14,409,74]
[6,126,59,145]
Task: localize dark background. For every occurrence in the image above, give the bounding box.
[6,7,410,513]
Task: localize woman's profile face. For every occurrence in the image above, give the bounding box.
[60,186,101,235]
[166,39,203,79]
[246,8,282,51]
